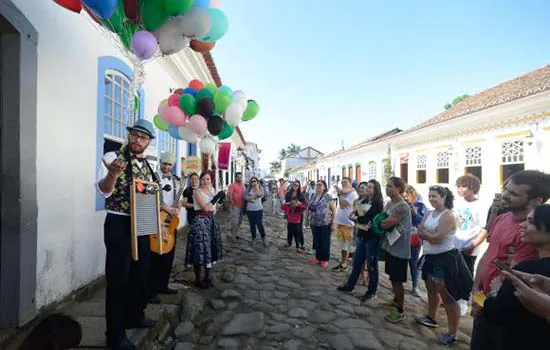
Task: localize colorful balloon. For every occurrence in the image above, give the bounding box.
[217,85,232,95]
[141,0,169,32]
[157,99,169,115]
[179,94,197,115]
[123,0,140,22]
[189,79,204,91]
[163,0,195,16]
[204,83,217,95]
[224,102,244,126]
[187,115,208,136]
[99,0,125,33]
[213,91,232,114]
[210,0,221,8]
[153,114,170,131]
[200,9,228,42]
[199,136,217,155]
[154,17,188,55]
[196,88,214,101]
[232,90,247,108]
[131,31,158,60]
[168,125,182,139]
[168,93,182,107]
[197,97,215,118]
[189,40,216,53]
[182,87,197,96]
[178,126,199,143]
[193,0,210,8]
[218,121,234,140]
[242,100,260,121]
[53,0,82,13]
[161,106,185,125]
[180,8,211,38]
[207,114,224,136]
[82,0,117,19]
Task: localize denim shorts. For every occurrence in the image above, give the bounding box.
[421,260,446,282]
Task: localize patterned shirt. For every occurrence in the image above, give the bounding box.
[308,193,332,226]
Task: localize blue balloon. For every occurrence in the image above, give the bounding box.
[168,125,181,140]
[82,0,117,19]
[193,0,211,9]
[200,9,229,43]
[183,87,197,96]
[217,85,232,96]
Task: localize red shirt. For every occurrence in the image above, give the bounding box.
[281,202,306,224]
[228,183,246,209]
[481,212,538,293]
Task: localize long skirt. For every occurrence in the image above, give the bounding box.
[184,215,222,267]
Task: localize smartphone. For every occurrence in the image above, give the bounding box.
[493,259,513,273]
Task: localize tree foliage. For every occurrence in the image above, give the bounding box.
[444,94,470,110]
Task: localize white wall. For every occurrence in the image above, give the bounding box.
[12,0,207,308]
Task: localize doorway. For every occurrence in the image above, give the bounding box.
[0,0,38,328]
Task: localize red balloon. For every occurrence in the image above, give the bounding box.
[123,0,140,22]
[190,40,216,53]
[53,0,82,13]
[189,79,204,91]
[174,88,185,95]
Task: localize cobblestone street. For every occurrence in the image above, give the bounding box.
[167,205,474,350]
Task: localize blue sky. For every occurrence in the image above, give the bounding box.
[211,0,550,168]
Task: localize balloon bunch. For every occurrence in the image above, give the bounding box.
[53,0,228,60]
[153,79,260,155]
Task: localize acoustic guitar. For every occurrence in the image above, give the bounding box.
[150,179,185,254]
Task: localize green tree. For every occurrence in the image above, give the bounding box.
[444,94,470,110]
[286,143,301,154]
[279,149,287,159]
[270,161,281,174]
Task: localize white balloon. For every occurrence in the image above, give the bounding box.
[224,103,244,127]
[154,17,189,55]
[199,136,217,155]
[181,8,211,39]
[178,126,199,143]
[232,90,248,108]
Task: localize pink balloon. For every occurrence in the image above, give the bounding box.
[157,99,168,115]
[210,0,221,8]
[161,106,186,125]
[187,114,208,136]
[168,93,181,107]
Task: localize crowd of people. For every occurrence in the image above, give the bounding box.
[224,170,550,347]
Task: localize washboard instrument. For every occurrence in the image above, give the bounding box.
[130,178,162,260]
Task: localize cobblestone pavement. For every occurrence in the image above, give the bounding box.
[168,207,473,350]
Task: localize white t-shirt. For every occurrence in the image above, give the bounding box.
[453,198,486,256]
[334,190,358,226]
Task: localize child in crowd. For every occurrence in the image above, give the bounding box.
[282,197,307,253]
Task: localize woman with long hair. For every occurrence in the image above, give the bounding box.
[415,186,472,345]
[483,204,550,350]
[184,172,222,289]
[307,180,337,268]
[337,180,384,298]
[403,185,427,297]
[246,176,267,247]
[181,173,200,226]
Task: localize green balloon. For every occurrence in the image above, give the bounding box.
[242,100,260,121]
[179,94,197,115]
[204,83,217,95]
[153,114,169,131]
[196,88,214,101]
[140,0,168,32]
[218,121,234,140]
[162,0,195,16]
[214,91,232,114]
[119,22,139,51]
[101,0,126,33]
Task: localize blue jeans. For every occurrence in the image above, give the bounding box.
[346,235,380,294]
[409,244,421,289]
[312,225,331,261]
[247,210,266,240]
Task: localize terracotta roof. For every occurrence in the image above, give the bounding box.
[201,52,246,144]
[413,64,550,131]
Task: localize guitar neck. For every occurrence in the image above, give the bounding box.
[172,182,185,208]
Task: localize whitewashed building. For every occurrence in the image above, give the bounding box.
[279,146,324,179]
[0,0,248,329]
[287,66,550,209]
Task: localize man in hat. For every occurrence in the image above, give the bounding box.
[148,151,181,303]
[96,119,157,350]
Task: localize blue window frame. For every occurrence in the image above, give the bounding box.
[157,130,179,175]
[187,143,197,156]
[95,56,145,211]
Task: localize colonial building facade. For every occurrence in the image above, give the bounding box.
[288,66,550,210]
[0,0,248,329]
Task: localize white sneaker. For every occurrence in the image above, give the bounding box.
[458,299,468,316]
